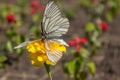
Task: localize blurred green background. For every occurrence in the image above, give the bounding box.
[0,0,120,80]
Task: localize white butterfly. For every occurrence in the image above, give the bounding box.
[14,1,69,63]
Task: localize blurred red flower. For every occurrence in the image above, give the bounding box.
[30,1,39,14]
[30,1,45,14]
[68,40,75,47]
[98,21,108,32]
[80,38,88,44]
[6,14,17,23]
[68,37,88,51]
[30,1,38,9]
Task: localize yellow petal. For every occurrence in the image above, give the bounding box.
[26,40,67,67]
[37,56,43,61]
[31,60,44,66]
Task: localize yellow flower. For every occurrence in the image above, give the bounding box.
[26,40,66,67]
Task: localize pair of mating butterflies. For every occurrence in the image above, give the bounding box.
[14,1,70,63]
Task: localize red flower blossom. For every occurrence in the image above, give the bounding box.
[74,37,81,44]
[68,37,88,51]
[76,45,81,52]
[30,1,39,14]
[98,21,108,32]
[30,1,38,9]
[30,1,45,14]
[6,14,17,23]
[80,38,88,44]
[68,40,75,47]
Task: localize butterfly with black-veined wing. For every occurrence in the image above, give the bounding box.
[14,1,69,66]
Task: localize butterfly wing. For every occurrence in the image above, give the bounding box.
[42,1,69,38]
[14,39,42,49]
[51,39,69,46]
[43,1,69,62]
[14,41,30,49]
[45,40,63,63]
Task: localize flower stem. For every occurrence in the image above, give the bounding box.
[44,63,53,80]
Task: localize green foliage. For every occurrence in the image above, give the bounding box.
[78,0,95,8]
[0,0,42,68]
[0,56,7,63]
[64,56,87,80]
[6,41,13,53]
[85,22,95,32]
[0,56,7,68]
[64,47,96,80]
[87,62,96,77]
[105,0,120,22]
[65,8,77,19]
[64,0,120,80]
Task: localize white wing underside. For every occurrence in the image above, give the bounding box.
[45,40,63,63]
[14,41,30,49]
[43,1,69,37]
[43,1,69,62]
[52,39,69,46]
[14,39,41,49]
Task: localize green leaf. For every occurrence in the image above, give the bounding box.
[0,63,6,68]
[78,0,92,8]
[90,31,99,43]
[106,12,113,22]
[33,14,39,22]
[6,28,16,39]
[65,8,77,19]
[87,62,96,77]
[91,36,96,43]
[0,56,7,62]
[80,48,89,58]
[6,41,13,53]
[64,58,85,79]
[14,21,23,27]
[85,22,95,32]
[16,35,25,44]
[95,4,104,14]
[64,59,76,75]
[95,41,101,49]
[30,26,40,36]
[90,46,97,56]
[108,0,117,8]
